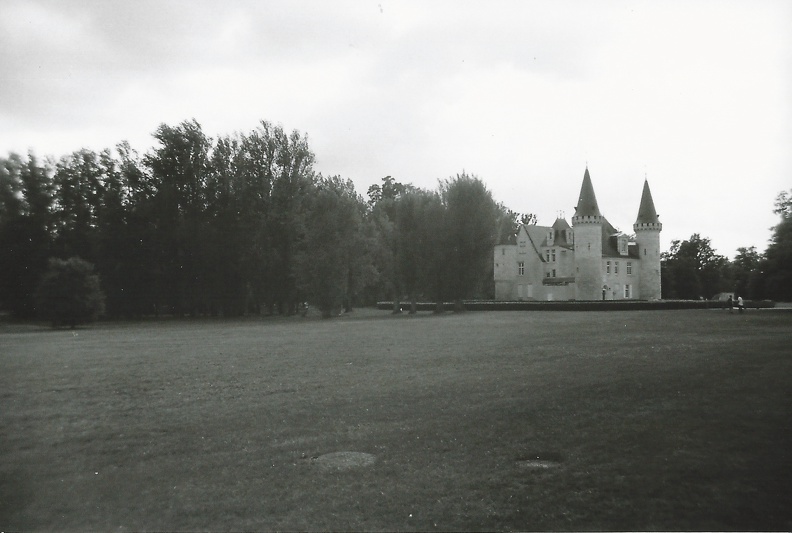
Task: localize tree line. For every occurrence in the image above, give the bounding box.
[0,119,516,320]
[661,190,792,301]
[1,118,789,322]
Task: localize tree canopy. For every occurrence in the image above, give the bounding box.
[661,234,729,299]
[761,189,792,300]
[661,189,792,301]
[2,120,790,324]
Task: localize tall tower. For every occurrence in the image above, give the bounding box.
[633,179,663,299]
[572,168,603,300]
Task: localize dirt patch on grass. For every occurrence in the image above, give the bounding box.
[516,452,563,469]
[314,451,376,471]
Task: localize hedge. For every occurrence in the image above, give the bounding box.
[376,300,777,312]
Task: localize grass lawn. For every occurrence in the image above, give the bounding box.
[1,309,791,531]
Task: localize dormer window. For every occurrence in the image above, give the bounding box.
[547,231,554,246]
[618,236,628,255]
[566,229,573,243]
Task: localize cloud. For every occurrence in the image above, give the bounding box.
[0,0,789,257]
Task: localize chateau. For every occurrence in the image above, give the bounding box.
[494,168,662,301]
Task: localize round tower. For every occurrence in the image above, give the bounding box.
[633,179,662,299]
[572,168,604,300]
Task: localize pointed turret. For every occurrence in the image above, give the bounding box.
[633,179,662,300]
[574,168,601,218]
[572,168,603,300]
[634,179,661,227]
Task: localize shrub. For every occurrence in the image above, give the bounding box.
[35,257,105,328]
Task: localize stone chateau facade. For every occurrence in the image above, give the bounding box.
[494,168,662,301]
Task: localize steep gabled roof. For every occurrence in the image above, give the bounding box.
[574,168,601,217]
[600,217,621,257]
[550,217,574,248]
[523,224,549,261]
[552,217,571,231]
[635,179,660,225]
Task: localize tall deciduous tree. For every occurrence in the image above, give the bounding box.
[145,119,213,316]
[661,234,729,299]
[366,176,414,311]
[439,173,499,310]
[0,153,54,318]
[391,189,435,312]
[262,122,316,314]
[412,190,448,312]
[204,133,248,315]
[51,149,105,261]
[294,176,365,318]
[731,246,763,299]
[761,190,792,300]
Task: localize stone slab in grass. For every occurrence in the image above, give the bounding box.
[516,452,563,469]
[314,451,376,471]
[517,459,561,468]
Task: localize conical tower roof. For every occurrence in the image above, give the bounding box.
[574,168,601,217]
[634,179,660,225]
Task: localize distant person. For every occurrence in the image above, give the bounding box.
[727,295,733,313]
[737,295,744,313]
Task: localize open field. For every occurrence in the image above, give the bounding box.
[2,309,791,531]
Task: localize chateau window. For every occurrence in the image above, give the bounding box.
[620,239,627,254]
[551,249,556,262]
[624,284,631,298]
[552,269,556,277]
[615,261,619,274]
[518,262,525,276]
[606,261,611,274]
[545,271,551,278]
[545,250,550,262]
[627,261,632,275]
[519,240,526,254]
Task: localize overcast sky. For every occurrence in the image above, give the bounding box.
[1,0,790,258]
